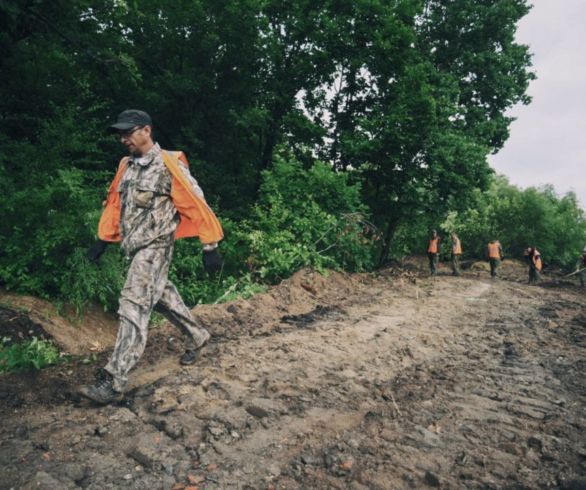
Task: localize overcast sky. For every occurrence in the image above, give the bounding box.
[488,0,585,210]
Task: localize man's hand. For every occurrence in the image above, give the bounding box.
[202,248,223,274]
[87,240,108,263]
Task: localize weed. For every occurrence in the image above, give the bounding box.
[0,337,63,373]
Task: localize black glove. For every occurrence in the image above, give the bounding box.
[87,239,109,263]
[202,248,223,274]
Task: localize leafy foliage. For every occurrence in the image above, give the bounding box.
[0,337,63,373]
[3,0,579,317]
[440,176,586,269]
[306,0,534,263]
[0,102,115,300]
[212,275,268,304]
[59,247,127,314]
[241,154,377,281]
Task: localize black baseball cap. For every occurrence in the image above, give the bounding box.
[109,109,152,132]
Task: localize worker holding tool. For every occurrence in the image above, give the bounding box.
[451,232,462,276]
[487,240,503,278]
[427,230,441,276]
[525,246,542,284]
[79,109,224,404]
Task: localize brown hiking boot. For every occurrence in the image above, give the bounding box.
[180,333,210,365]
[78,370,123,405]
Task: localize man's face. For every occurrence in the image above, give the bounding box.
[118,125,152,155]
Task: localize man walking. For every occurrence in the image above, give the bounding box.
[79,109,224,404]
[450,232,462,276]
[427,230,440,276]
[487,240,503,278]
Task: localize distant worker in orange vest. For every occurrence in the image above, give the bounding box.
[487,240,503,278]
[525,247,542,284]
[79,110,224,404]
[427,230,441,276]
[450,233,462,276]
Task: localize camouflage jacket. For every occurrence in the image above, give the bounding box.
[118,143,206,255]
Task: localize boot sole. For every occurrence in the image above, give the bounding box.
[77,387,124,405]
[180,340,208,365]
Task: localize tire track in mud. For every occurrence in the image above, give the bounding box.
[120,277,583,489]
[0,274,584,489]
[301,279,586,489]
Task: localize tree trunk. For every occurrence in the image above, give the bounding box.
[256,100,288,193]
[260,120,278,171]
[378,217,400,267]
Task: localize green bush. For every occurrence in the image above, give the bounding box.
[389,212,437,259]
[440,176,586,269]
[0,104,117,307]
[59,247,127,315]
[241,154,377,281]
[0,144,377,312]
[169,217,253,306]
[0,337,63,373]
[169,154,377,301]
[212,274,268,304]
[170,152,378,304]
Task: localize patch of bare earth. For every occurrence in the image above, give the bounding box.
[0,260,584,489]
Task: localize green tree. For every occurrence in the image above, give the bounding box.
[305,0,534,263]
[0,0,538,310]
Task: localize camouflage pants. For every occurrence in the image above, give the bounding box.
[105,244,210,392]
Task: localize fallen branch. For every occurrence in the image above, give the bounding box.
[213,282,240,305]
[388,388,402,417]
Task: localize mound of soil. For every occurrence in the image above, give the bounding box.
[1,269,366,357]
[192,269,367,340]
[469,260,491,272]
[0,305,51,345]
[0,291,118,355]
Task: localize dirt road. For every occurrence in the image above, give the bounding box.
[0,261,584,489]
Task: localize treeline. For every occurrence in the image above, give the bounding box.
[0,0,583,311]
[391,176,586,267]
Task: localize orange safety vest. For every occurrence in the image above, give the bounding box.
[532,249,542,272]
[452,237,462,255]
[427,237,439,254]
[487,242,501,259]
[98,150,223,244]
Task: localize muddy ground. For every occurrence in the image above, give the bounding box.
[0,259,584,489]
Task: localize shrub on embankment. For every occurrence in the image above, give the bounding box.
[0,151,378,313]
